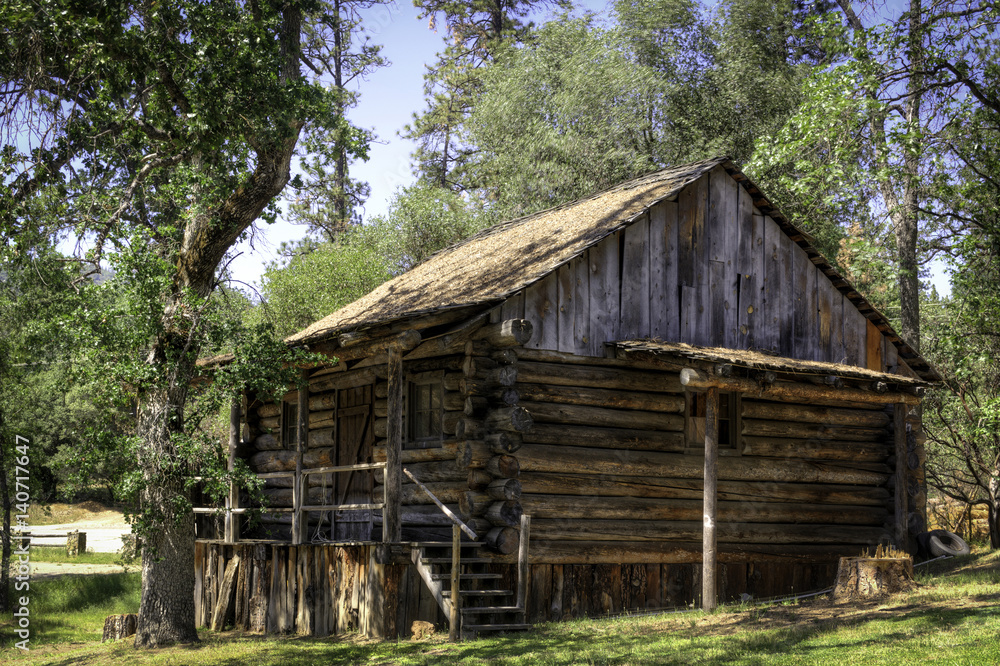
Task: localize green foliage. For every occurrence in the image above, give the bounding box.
[253,184,491,339]
[459,0,824,221]
[405,0,566,189]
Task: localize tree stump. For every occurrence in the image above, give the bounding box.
[832,557,916,602]
[102,613,138,642]
[66,531,86,557]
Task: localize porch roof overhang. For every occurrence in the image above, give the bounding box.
[612,340,930,406]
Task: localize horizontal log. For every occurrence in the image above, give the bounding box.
[486,478,522,501]
[464,396,488,417]
[461,370,518,395]
[521,401,684,432]
[308,428,335,448]
[252,434,283,451]
[374,418,387,438]
[741,401,891,428]
[485,500,522,528]
[523,424,685,452]
[741,437,890,462]
[257,404,280,419]
[464,355,497,377]
[515,384,684,413]
[680,369,920,406]
[484,406,533,432]
[456,419,485,441]
[515,443,890,486]
[250,448,331,473]
[530,520,889,545]
[485,527,520,555]
[443,372,463,392]
[527,540,872,565]
[309,409,335,429]
[460,491,492,517]
[468,517,494,537]
[375,381,388,399]
[491,349,518,365]
[517,361,683,393]
[519,495,886,525]
[741,418,886,442]
[310,367,376,393]
[374,482,467,505]
[485,454,520,478]
[262,486,330,507]
[309,392,337,412]
[487,432,522,454]
[374,460,466,485]
[260,416,279,431]
[515,473,890,506]
[456,440,491,470]
[374,503,463,526]
[330,329,421,361]
[473,319,533,347]
[469,470,492,490]
[373,440,460,464]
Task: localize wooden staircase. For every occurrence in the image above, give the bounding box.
[412,540,531,638]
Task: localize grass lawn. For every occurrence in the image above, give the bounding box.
[2,550,997,665]
[29,546,123,566]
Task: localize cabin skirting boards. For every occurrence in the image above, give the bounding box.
[194,541,841,638]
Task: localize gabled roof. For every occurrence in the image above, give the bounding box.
[289,157,724,344]
[286,157,938,382]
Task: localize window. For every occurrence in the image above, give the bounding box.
[407,375,444,449]
[281,399,299,450]
[685,391,739,453]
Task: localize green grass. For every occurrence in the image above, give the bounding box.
[27,546,123,566]
[2,550,998,665]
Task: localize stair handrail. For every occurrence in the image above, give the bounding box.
[402,467,478,540]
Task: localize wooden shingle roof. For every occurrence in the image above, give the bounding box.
[285,157,939,382]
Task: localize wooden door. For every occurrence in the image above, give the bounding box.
[334,384,375,541]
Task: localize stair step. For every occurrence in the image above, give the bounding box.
[421,557,493,565]
[431,572,503,581]
[461,606,523,615]
[463,623,533,633]
[442,589,512,597]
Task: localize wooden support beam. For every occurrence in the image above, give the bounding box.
[473,319,534,347]
[679,368,920,405]
[385,347,403,543]
[226,399,240,543]
[516,513,531,610]
[450,523,461,642]
[894,402,909,550]
[292,376,308,545]
[702,387,718,612]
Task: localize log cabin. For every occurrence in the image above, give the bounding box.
[193,156,938,638]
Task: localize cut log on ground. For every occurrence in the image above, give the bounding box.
[832,556,916,602]
[102,614,138,642]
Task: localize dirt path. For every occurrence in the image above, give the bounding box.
[28,504,132,553]
[29,562,131,580]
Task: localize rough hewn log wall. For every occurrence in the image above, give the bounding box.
[498,351,896,561]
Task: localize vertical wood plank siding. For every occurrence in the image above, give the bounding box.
[514,165,895,371]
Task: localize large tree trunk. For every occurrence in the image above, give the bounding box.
[134,373,199,647]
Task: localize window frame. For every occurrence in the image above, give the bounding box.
[405,370,445,449]
[281,397,299,450]
[684,390,741,455]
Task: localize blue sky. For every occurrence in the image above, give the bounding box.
[227,0,612,290]
[222,0,951,297]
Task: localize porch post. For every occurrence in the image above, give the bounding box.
[225,397,241,543]
[894,402,909,549]
[293,374,309,545]
[702,386,719,611]
[384,347,403,542]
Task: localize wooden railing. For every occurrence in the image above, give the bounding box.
[192,461,389,544]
